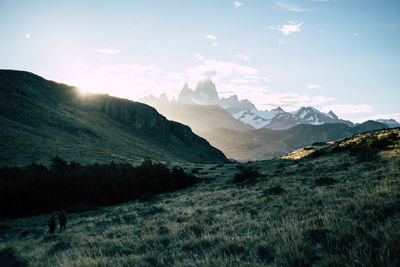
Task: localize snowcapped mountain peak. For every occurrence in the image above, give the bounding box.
[182,83,190,91]
[271,106,285,113]
[376,119,400,128]
[152,80,355,130]
[194,79,219,103]
[159,93,168,101]
[328,110,338,120]
[177,79,220,105]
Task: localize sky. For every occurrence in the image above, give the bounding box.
[1,0,399,122]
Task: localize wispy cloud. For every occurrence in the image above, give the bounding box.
[25,33,30,39]
[307,83,322,89]
[365,113,400,122]
[353,32,359,36]
[320,104,374,115]
[278,38,286,45]
[234,1,243,8]
[269,23,304,36]
[187,59,259,82]
[96,46,120,55]
[279,22,304,36]
[236,54,250,61]
[243,92,334,111]
[204,34,217,40]
[194,54,204,61]
[276,0,311,12]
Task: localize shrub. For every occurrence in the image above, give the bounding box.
[315,177,338,186]
[232,165,263,183]
[0,157,197,219]
[307,149,328,159]
[264,185,285,195]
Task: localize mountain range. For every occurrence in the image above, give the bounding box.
[140,79,396,132]
[139,79,398,161]
[0,70,228,167]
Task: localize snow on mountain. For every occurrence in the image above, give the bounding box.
[233,110,270,129]
[376,119,400,128]
[294,107,337,126]
[145,79,360,130]
[264,107,353,130]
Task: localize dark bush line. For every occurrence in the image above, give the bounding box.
[0,157,197,219]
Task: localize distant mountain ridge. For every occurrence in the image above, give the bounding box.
[0,70,228,166]
[376,119,400,128]
[202,121,389,161]
[141,79,398,131]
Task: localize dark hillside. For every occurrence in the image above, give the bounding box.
[0,70,228,166]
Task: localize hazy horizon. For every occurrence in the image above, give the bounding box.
[1,0,399,122]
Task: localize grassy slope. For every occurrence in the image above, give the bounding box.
[0,129,399,266]
[0,70,228,166]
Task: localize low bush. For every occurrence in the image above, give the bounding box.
[307,149,328,159]
[232,165,263,183]
[347,133,399,162]
[264,185,285,195]
[315,177,338,186]
[0,157,197,219]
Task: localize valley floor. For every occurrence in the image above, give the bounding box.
[1,147,400,266]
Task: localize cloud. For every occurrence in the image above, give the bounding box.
[246,75,271,82]
[66,63,171,99]
[307,83,322,89]
[146,46,153,50]
[25,33,30,39]
[353,32,359,36]
[276,1,311,12]
[96,46,120,55]
[312,0,329,2]
[278,38,286,44]
[212,42,218,47]
[320,104,374,115]
[268,26,275,30]
[187,59,259,83]
[231,78,249,84]
[236,54,250,61]
[195,54,204,61]
[365,113,400,122]
[204,34,217,40]
[279,22,303,36]
[251,93,334,111]
[234,1,243,8]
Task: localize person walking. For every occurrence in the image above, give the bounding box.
[59,211,67,232]
[48,214,56,234]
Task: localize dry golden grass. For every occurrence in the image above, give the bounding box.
[1,130,400,266]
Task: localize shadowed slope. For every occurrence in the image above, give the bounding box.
[0,70,228,166]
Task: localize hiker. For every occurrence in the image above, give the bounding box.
[59,211,67,232]
[48,214,56,234]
